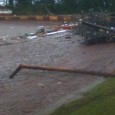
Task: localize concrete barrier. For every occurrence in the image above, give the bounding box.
[43,16,50,21]
[0,15,80,21]
[5,16,14,20]
[12,16,20,20]
[28,16,36,20]
[0,16,5,20]
[35,16,43,21]
[63,16,72,21]
[58,16,65,21]
[20,16,28,20]
[50,16,58,21]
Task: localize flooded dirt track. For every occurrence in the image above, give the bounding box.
[0,21,114,115]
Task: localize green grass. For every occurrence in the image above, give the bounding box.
[49,78,115,115]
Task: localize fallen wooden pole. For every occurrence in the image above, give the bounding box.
[9,64,115,79]
[83,21,115,33]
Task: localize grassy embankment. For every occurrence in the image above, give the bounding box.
[50,78,115,115]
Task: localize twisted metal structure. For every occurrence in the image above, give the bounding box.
[77,12,115,45]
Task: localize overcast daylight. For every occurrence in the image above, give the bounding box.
[0,0,115,115]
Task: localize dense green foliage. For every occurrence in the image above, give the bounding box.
[5,0,115,15]
[49,78,115,115]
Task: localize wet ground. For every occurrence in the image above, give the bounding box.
[0,21,114,115]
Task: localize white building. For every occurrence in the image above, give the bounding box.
[0,0,12,15]
[0,0,6,6]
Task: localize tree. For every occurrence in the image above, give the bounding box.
[60,0,79,13]
[6,0,115,15]
[17,0,32,6]
[9,0,14,6]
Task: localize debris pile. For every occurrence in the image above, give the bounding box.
[0,22,77,46]
[76,12,115,45]
[35,22,77,37]
[18,22,77,40]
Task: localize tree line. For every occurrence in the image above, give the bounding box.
[4,0,115,15]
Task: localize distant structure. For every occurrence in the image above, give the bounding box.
[0,9,12,15]
[0,0,6,6]
[0,0,12,15]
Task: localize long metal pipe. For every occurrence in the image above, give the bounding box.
[9,64,115,79]
[83,21,115,33]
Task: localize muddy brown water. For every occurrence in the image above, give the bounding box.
[0,21,114,115]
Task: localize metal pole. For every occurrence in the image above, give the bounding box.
[9,64,22,79]
[83,21,115,33]
[9,64,115,79]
